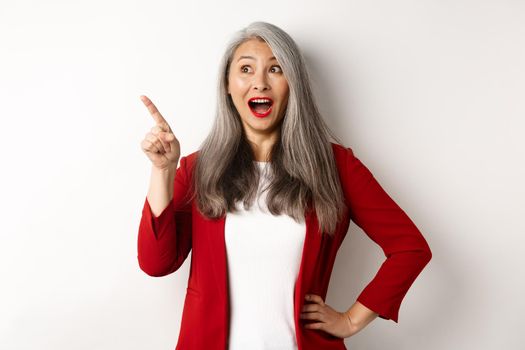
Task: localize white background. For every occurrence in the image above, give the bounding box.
[1,0,523,349]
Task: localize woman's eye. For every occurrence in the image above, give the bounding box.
[240,65,282,73]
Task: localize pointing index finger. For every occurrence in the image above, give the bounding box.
[140,95,168,126]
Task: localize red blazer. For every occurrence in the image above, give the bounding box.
[137,142,432,350]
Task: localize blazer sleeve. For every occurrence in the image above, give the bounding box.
[342,147,432,323]
[137,155,193,277]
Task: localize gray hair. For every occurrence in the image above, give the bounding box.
[190,21,348,236]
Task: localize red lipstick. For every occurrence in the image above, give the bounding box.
[248,96,273,118]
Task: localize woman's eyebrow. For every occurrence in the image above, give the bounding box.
[237,55,277,62]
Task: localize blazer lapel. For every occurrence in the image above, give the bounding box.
[294,207,323,323]
[204,215,229,307]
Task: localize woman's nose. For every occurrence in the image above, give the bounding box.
[253,82,270,91]
[253,73,270,91]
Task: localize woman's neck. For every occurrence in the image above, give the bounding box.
[246,134,277,162]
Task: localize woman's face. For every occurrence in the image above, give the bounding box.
[227,38,289,139]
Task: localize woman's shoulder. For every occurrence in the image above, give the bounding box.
[184,149,200,162]
[330,142,355,163]
[330,142,346,153]
[178,150,200,174]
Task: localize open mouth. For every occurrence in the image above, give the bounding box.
[248,97,273,117]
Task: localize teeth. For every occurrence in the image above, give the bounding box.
[251,99,271,104]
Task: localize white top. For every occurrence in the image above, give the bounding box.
[225,161,307,350]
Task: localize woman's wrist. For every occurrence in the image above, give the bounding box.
[151,160,178,175]
[344,301,379,336]
[148,162,178,216]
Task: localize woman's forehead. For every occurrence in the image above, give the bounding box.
[233,39,275,61]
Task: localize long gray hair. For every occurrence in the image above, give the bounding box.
[190,21,348,237]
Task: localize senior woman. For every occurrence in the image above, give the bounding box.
[137,21,432,350]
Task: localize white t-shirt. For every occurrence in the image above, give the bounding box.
[225,161,307,350]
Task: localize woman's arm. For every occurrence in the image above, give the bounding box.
[343,301,379,336]
[147,162,177,216]
[341,146,432,324]
[137,156,193,277]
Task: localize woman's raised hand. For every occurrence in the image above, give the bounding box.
[140,95,181,171]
